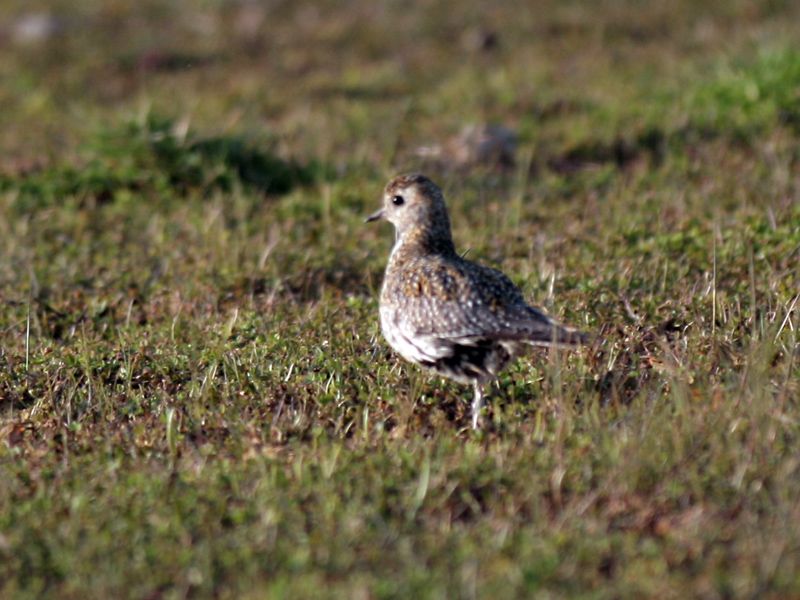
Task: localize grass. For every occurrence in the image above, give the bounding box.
[1,0,800,597]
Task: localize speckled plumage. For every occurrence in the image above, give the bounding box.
[367,173,587,429]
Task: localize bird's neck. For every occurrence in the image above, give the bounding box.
[389,225,457,265]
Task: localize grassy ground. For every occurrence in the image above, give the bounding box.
[1,1,799,597]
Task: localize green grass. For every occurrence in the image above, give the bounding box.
[1,1,800,598]
[1,114,322,211]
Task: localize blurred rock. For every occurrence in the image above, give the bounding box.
[415,123,517,169]
[233,2,267,41]
[185,12,219,37]
[11,12,63,44]
[461,28,500,53]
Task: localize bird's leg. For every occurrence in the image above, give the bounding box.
[471,381,484,430]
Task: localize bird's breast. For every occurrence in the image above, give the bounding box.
[379,303,435,364]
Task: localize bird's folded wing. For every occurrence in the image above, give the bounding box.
[390,259,587,347]
[399,295,584,346]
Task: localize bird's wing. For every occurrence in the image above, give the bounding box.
[388,258,586,347]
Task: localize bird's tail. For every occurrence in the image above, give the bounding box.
[518,305,590,348]
[535,322,590,348]
[490,318,591,348]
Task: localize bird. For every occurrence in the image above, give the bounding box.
[366,173,588,430]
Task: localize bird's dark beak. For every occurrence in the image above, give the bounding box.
[364,208,384,223]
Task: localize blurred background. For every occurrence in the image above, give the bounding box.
[2,0,799,174]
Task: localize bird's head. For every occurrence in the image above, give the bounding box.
[365,173,452,243]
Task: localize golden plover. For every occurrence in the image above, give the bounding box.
[367,173,587,429]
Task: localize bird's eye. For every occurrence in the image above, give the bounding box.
[392,195,405,206]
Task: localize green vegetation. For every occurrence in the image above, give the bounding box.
[1,114,321,210]
[1,1,799,597]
